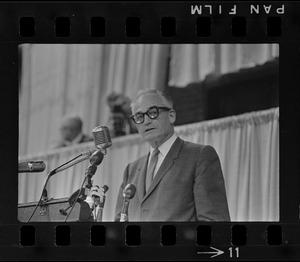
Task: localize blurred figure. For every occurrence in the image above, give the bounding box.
[52,115,93,148]
[84,185,105,221]
[106,92,137,137]
[85,185,100,210]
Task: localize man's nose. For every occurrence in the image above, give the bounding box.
[143,114,153,125]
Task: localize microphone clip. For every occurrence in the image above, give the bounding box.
[85,165,97,179]
[39,189,48,216]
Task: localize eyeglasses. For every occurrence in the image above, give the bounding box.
[130,106,171,124]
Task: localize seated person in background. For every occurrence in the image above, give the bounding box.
[107,92,138,137]
[52,115,93,148]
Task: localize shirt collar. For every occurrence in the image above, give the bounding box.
[150,132,178,157]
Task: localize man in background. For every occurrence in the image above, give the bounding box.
[115,89,230,222]
[52,115,93,148]
[106,92,138,137]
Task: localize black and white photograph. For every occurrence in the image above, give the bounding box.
[18,43,279,222]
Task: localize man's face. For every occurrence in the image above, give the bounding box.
[60,119,80,141]
[132,94,176,148]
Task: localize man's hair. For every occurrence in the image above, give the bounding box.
[130,89,174,112]
[61,115,83,131]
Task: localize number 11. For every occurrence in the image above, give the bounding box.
[229,247,239,258]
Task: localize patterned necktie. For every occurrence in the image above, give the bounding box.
[145,148,159,192]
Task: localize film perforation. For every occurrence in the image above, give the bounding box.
[267,225,282,245]
[267,17,282,37]
[231,225,247,246]
[161,225,176,246]
[231,16,247,37]
[55,17,71,38]
[9,223,300,256]
[19,225,35,246]
[19,17,35,37]
[15,14,286,40]
[55,225,70,246]
[125,225,141,246]
[196,17,211,37]
[90,17,105,37]
[161,17,176,37]
[30,223,289,248]
[90,225,106,246]
[196,225,211,246]
[126,17,141,37]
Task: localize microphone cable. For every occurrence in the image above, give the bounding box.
[63,177,88,222]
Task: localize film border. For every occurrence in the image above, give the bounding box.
[0,1,299,260]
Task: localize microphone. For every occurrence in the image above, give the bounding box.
[120,184,136,222]
[50,148,97,176]
[18,160,46,173]
[65,151,102,210]
[55,125,108,176]
[99,185,109,208]
[92,126,112,155]
[81,147,98,158]
[102,185,109,194]
[85,151,103,188]
[89,150,104,166]
[51,154,89,175]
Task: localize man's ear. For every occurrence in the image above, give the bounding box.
[168,109,176,124]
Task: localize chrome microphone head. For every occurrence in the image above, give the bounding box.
[92,126,112,155]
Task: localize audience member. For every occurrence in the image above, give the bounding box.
[107,92,137,137]
[52,115,93,148]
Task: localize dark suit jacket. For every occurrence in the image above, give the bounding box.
[115,137,231,222]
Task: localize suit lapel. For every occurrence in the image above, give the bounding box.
[141,137,184,204]
[136,154,149,203]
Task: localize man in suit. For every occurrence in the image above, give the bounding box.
[52,115,93,148]
[114,89,230,221]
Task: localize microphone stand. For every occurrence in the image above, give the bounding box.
[63,150,103,222]
[26,175,52,223]
[120,198,130,222]
[26,153,91,223]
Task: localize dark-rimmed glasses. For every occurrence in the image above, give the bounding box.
[130,106,171,124]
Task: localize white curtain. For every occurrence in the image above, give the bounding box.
[168,44,279,87]
[19,44,278,156]
[19,44,170,156]
[19,108,279,222]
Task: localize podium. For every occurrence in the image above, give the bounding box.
[18,197,93,222]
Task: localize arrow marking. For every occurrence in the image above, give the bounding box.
[197,246,224,258]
